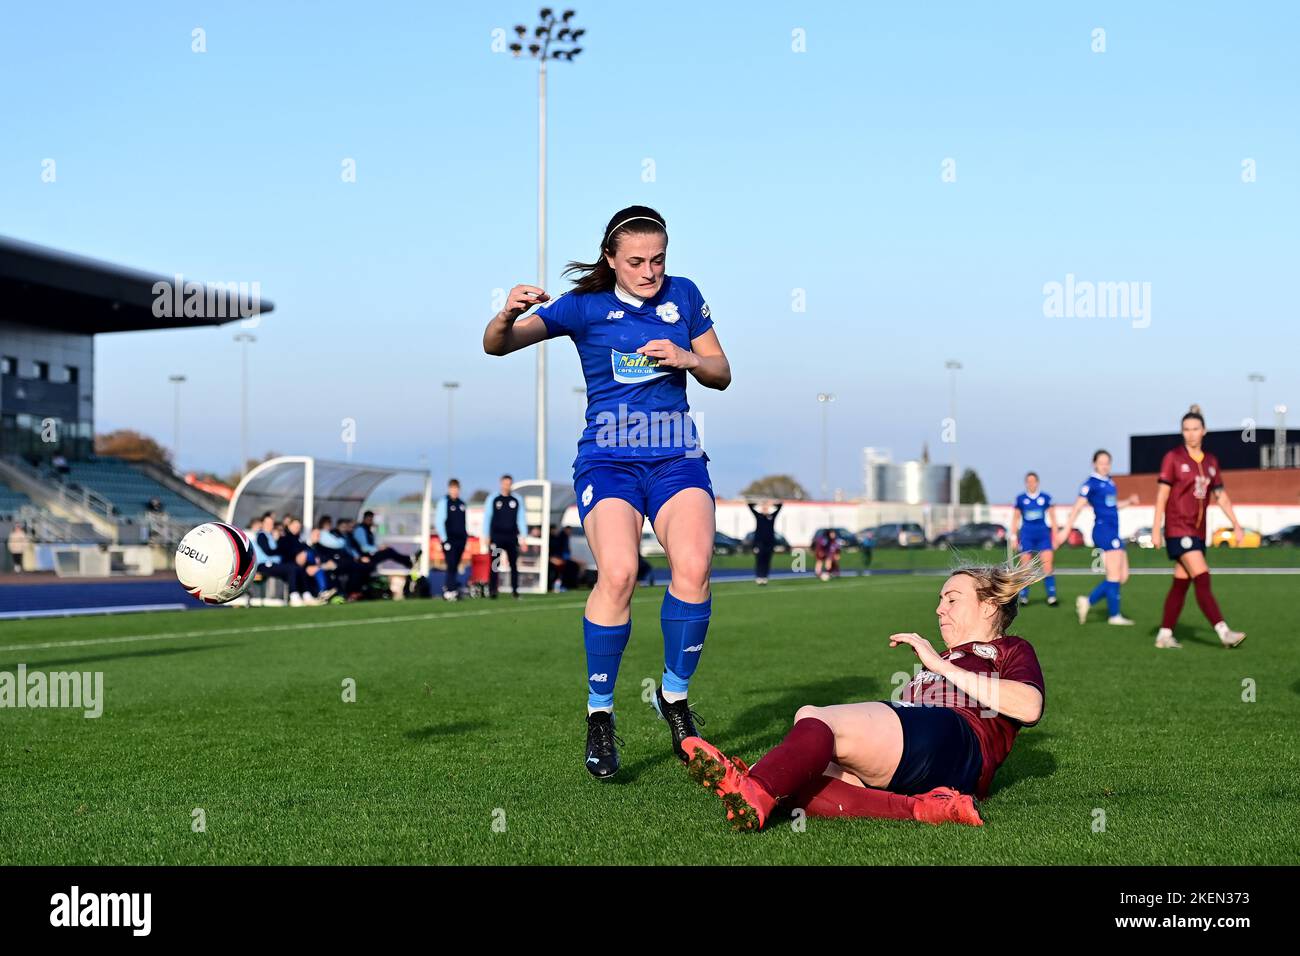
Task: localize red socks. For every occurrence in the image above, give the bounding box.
[747,717,835,801]
[790,776,916,820]
[1161,576,1191,629]
[1192,572,1224,626]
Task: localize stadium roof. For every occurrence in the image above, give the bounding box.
[0,235,274,334]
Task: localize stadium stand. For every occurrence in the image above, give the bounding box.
[46,457,219,525]
[0,479,30,519]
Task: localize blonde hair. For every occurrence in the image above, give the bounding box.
[949,555,1045,635]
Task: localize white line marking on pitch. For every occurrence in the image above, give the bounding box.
[0,578,870,654]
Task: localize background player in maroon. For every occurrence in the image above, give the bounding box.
[680,560,1046,830]
[1151,405,1247,649]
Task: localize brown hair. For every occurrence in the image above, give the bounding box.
[950,556,1044,635]
[1182,403,1205,426]
[563,205,667,295]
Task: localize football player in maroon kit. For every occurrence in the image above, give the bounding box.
[1151,405,1247,649]
[680,560,1046,830]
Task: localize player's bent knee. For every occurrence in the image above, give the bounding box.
[671,556,711,593]
[597,563,639,599]
[795,704,823,725]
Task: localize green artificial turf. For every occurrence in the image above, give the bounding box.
[2,573,1296,865]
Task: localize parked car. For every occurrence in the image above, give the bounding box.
[932,522,1007,550]
[713,531,743,555]
[811,527,860,550]
[741,531,790,553]
[1265,524,1300,546]
[639,529,664,556]
[1056,527,1085,547]
[868,522,927,548]
[1211,526,1262,549]
[1129,527,1155,548]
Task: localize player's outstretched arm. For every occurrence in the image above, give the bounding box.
[483,284,551,356]
[1056,497,1086,548]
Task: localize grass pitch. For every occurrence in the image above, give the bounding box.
[2,572,1296,865]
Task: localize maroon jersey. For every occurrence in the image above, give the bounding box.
[1158,447,1223,538]
[898,634,1045,798]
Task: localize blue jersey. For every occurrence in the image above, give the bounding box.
[1079,474,1119,526]
[1015,492,1052,530]
[537,275,713,469]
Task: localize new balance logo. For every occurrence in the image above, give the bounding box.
[589,673,608,682]
[606,310,624,320]
[683,644,704,653]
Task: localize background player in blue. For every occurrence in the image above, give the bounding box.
[1010,471,1058,607]
[482,206,732,780]
[1057,449,1141,626]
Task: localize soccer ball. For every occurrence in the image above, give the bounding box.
[175,521,257,605]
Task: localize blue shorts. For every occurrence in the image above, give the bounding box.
[1167,535,1206,560]
[886,702,983,796]
[574,455,714,525]
[1092,526,1124,551]
[1018,528,1053,554]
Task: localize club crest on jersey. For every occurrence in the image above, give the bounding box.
[1036,496,1044,506]
[656,302,680,324]
[611,349,670,384]
[972,643,998,660]
[1181,463,1190,472]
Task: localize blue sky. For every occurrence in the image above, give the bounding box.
[2,1,1296,501]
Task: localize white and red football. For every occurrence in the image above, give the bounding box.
[175,521,257,605]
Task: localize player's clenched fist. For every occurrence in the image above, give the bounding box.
[500,284,550,322]
[636,338,698,370]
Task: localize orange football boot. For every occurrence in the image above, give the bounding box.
[911,786,984,827]
[681,736,776,832]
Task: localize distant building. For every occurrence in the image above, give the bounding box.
[1130,425,1299,473]
[0,236,273,461]
[862,447,952,504]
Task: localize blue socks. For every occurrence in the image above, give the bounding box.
[583,591,711,712]
[660,589,711,699]
[584,617,631,711]
[1045,575,1057,599]
[1089,580,1121,615]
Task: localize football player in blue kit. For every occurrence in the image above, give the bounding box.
[1010,471,1058,607]
[1057,449,1141,626]
[483,206,732,780]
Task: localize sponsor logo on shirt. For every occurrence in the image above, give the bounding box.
[606,310,624,320]
[611,349,671,384]
[701,303,710,318]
